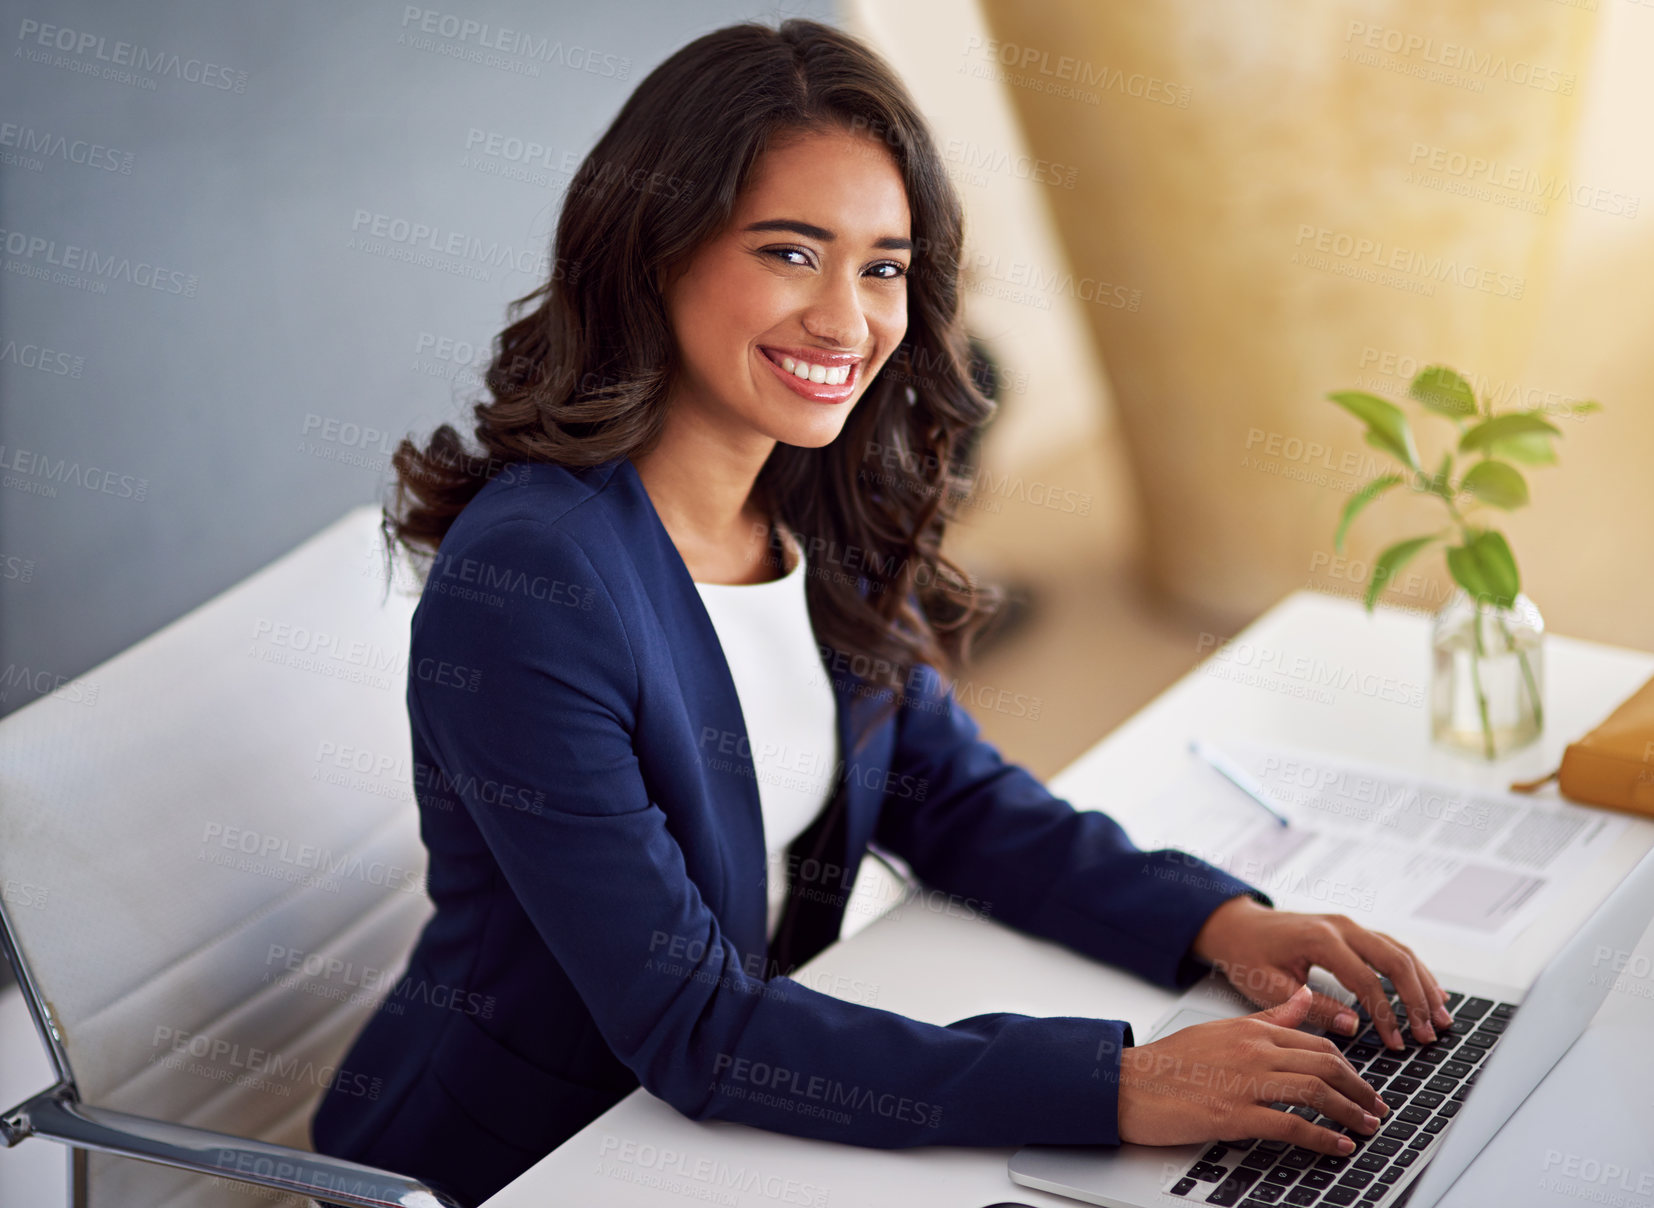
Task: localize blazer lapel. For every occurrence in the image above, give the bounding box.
[601,458,769,935]
[602,456,899,969]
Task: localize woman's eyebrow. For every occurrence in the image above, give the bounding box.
[742,218,912,252]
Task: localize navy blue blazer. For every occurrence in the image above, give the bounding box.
[310,455,1268,1207]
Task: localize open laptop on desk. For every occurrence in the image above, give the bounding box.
[1008,839,1654,1208]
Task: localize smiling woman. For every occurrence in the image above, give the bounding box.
[376,17,998,709]
[309,17,1452,1208]
[636,125,919,585]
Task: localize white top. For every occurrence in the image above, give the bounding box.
[693,519,840,941]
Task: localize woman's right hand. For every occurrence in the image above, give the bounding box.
[1116,985,1390,1155]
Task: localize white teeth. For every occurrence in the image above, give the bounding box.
[776,354,850,386]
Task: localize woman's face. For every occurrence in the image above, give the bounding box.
[660,125,912,453]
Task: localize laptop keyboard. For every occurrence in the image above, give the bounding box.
[1163,980,1517,1207]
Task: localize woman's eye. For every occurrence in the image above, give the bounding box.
[762,248,906,279]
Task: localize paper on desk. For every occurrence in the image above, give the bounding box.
[1129,741,1628,951]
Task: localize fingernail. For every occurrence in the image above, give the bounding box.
[1434,1005,1453,1028]
[1335,1011,1359,1034]
[1419,1025,1437,1042]
[1338,1136,1355,1154]
[1376,1099,1390,1116]
[1362,1113,1379,1132]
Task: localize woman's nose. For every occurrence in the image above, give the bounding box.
[799,276,870,349]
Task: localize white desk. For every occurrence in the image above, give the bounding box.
[482,591,1654,1208]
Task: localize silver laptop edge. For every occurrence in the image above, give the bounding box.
[1008,840,1654,1208]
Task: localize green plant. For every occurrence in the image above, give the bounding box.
[1326,365,1599,610]
[1325,365,1600,756]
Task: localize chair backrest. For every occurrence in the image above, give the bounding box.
[0,505,434,1206]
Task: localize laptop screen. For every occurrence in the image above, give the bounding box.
[1401,841,1654,1206]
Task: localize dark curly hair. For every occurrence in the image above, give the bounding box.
[382,17,1003,741]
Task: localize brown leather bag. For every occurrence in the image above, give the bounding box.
[1511,673,1654,817]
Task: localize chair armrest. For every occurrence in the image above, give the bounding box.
[1,1084,461,1207]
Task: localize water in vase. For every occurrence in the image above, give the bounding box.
[1430,592,1544,759]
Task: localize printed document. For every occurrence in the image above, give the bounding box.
[1129,741,1628,949]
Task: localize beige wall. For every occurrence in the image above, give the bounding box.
[851,0,1654,653]
[844,0,1114,474]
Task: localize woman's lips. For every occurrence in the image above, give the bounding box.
[758,346,859,403]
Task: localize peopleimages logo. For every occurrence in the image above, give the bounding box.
[0,336,84,377]
[711,1053,943,1130]
[396,7,631,79]
[248,618,406,675]
[0,661,99,707]
[698,725,929,801]
[14,19,249,92]
[347,209,565,281]
[0,120,134,174]
[595,1134,829,1207]
[0,226,199,296]
[1196,632,1426,708]
[151,1025,380,1100]
[264,944,496,1018]
[198,821,424,895]
[1292,224,1524,299]
[1539,1149,1654,1198]
[960,35,1191,107]
[0,444,148,500]
[1343,21,1575,95]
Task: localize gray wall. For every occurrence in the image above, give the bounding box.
[0,0,837,996]
[0,0,836,719]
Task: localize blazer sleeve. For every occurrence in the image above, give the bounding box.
[873,661,1273,991]
[408,517,1140,1149]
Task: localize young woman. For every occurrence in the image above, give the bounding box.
[311,19,1454,1207]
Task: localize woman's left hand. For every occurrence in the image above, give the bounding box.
[1189,895,1455,1051]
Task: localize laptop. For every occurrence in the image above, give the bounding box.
[1007,838,1654,1208]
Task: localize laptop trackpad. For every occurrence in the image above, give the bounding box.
[1149,1008,1232,1041]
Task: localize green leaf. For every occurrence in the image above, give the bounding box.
[1446,530,1520,609]
[1364,535,1439,611]
[1335,474,1404,553]
[1408,366,1479,417]
[1426,451,1455,499]
[1459,413,1561,454]
[1328,390,1421,470]
[1460,460,1530,509]
[1489,432,1557,465]
[1363,430,1407,466]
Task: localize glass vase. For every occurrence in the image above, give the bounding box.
[1430,589,1545,760]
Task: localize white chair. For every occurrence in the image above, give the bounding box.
[0,506,452,1207]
